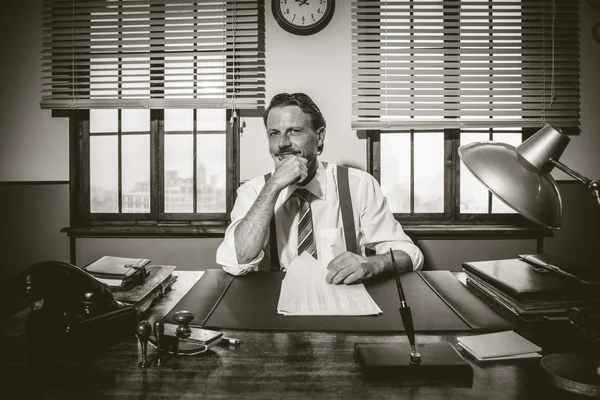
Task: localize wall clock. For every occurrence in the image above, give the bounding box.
[272,0,335,36]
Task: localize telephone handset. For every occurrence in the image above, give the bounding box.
[23,260,138,355]
[24,260,119,320]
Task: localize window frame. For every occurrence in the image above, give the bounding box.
[67,108,239,235]
[368,127,549,229]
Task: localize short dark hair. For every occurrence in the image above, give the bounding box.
[263,93,326,153]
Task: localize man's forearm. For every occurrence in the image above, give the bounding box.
[369,249,414,277]
[234,183,281,264]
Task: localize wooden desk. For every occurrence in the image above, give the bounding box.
[0,271,585,400]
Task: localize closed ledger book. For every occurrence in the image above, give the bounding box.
[83,256,150,289]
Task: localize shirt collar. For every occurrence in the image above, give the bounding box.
[280,161,327,203]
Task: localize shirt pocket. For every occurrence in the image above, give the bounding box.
[319,227,346,267]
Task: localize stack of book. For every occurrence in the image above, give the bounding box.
[114,265,177,314]
[83,256,178,314]
[462,254,600,323]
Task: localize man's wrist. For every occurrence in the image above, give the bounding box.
[364,254,388,279]
[262,179,285,197]
[366,251,409,278]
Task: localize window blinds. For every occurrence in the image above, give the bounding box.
[351,0,580,131]
[41,0,264,109]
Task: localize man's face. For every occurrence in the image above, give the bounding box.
[267,105,324,171]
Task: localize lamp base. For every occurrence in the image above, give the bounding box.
[354,342,473,383]
[541,353,600,397]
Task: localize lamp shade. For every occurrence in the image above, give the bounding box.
[458,125,569,229]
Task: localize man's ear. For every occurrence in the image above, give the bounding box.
[316,127,326,150]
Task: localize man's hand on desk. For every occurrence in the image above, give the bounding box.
[326,252,383,285]
[325,250,413,285]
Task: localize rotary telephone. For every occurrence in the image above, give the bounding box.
[23,260,138,355]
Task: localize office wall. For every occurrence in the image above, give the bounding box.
[558,0,600,181]
[0,183,70,283]
[0,1,598,282]
[545,182,600,268]
[76,238,223,272]
[0,0,69,182]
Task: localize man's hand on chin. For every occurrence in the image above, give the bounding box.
[325,252,381,285]
[269,155,308,190]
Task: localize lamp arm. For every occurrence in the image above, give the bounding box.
[550,159,600,207]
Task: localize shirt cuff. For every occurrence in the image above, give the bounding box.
[375,242,424,272]
[219,249,265,276]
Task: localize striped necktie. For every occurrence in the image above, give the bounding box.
[294,189,317,259]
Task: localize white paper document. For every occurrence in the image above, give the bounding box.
[277,252,382,316]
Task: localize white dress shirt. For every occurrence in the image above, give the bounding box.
[216,162,424,275]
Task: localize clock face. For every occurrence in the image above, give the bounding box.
[273,0,335,36]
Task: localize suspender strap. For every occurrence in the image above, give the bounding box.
[264,173,280,270]
[264,165,358,270]
[336,165,357,254]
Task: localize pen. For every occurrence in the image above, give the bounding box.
[390,249,421,364]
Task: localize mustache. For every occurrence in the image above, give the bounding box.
[275,149,301,157]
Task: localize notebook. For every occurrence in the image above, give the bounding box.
[457,331,542,361]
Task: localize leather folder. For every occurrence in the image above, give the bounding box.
[519,253,600,284]
[163,270,512,332]
[462,258,600,301]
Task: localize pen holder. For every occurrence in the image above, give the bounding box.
[354,342,473,384]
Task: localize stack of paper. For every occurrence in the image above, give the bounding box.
[457,331,542,361]
[277,252,382,316]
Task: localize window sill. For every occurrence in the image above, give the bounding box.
[62,224,227,238]
[62,223,551,240]
[401,224,552,240]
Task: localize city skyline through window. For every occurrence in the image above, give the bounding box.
[89,109,226,214]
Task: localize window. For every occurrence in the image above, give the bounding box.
[83,108,231,219]
[353,0,579,228]
[41,0,264,234]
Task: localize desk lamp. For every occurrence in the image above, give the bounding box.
[458,124,599,229]
[458,124,600,397]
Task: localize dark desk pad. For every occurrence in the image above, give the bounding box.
[163,269,511,333]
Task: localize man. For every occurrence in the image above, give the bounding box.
[216,93,423,284]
